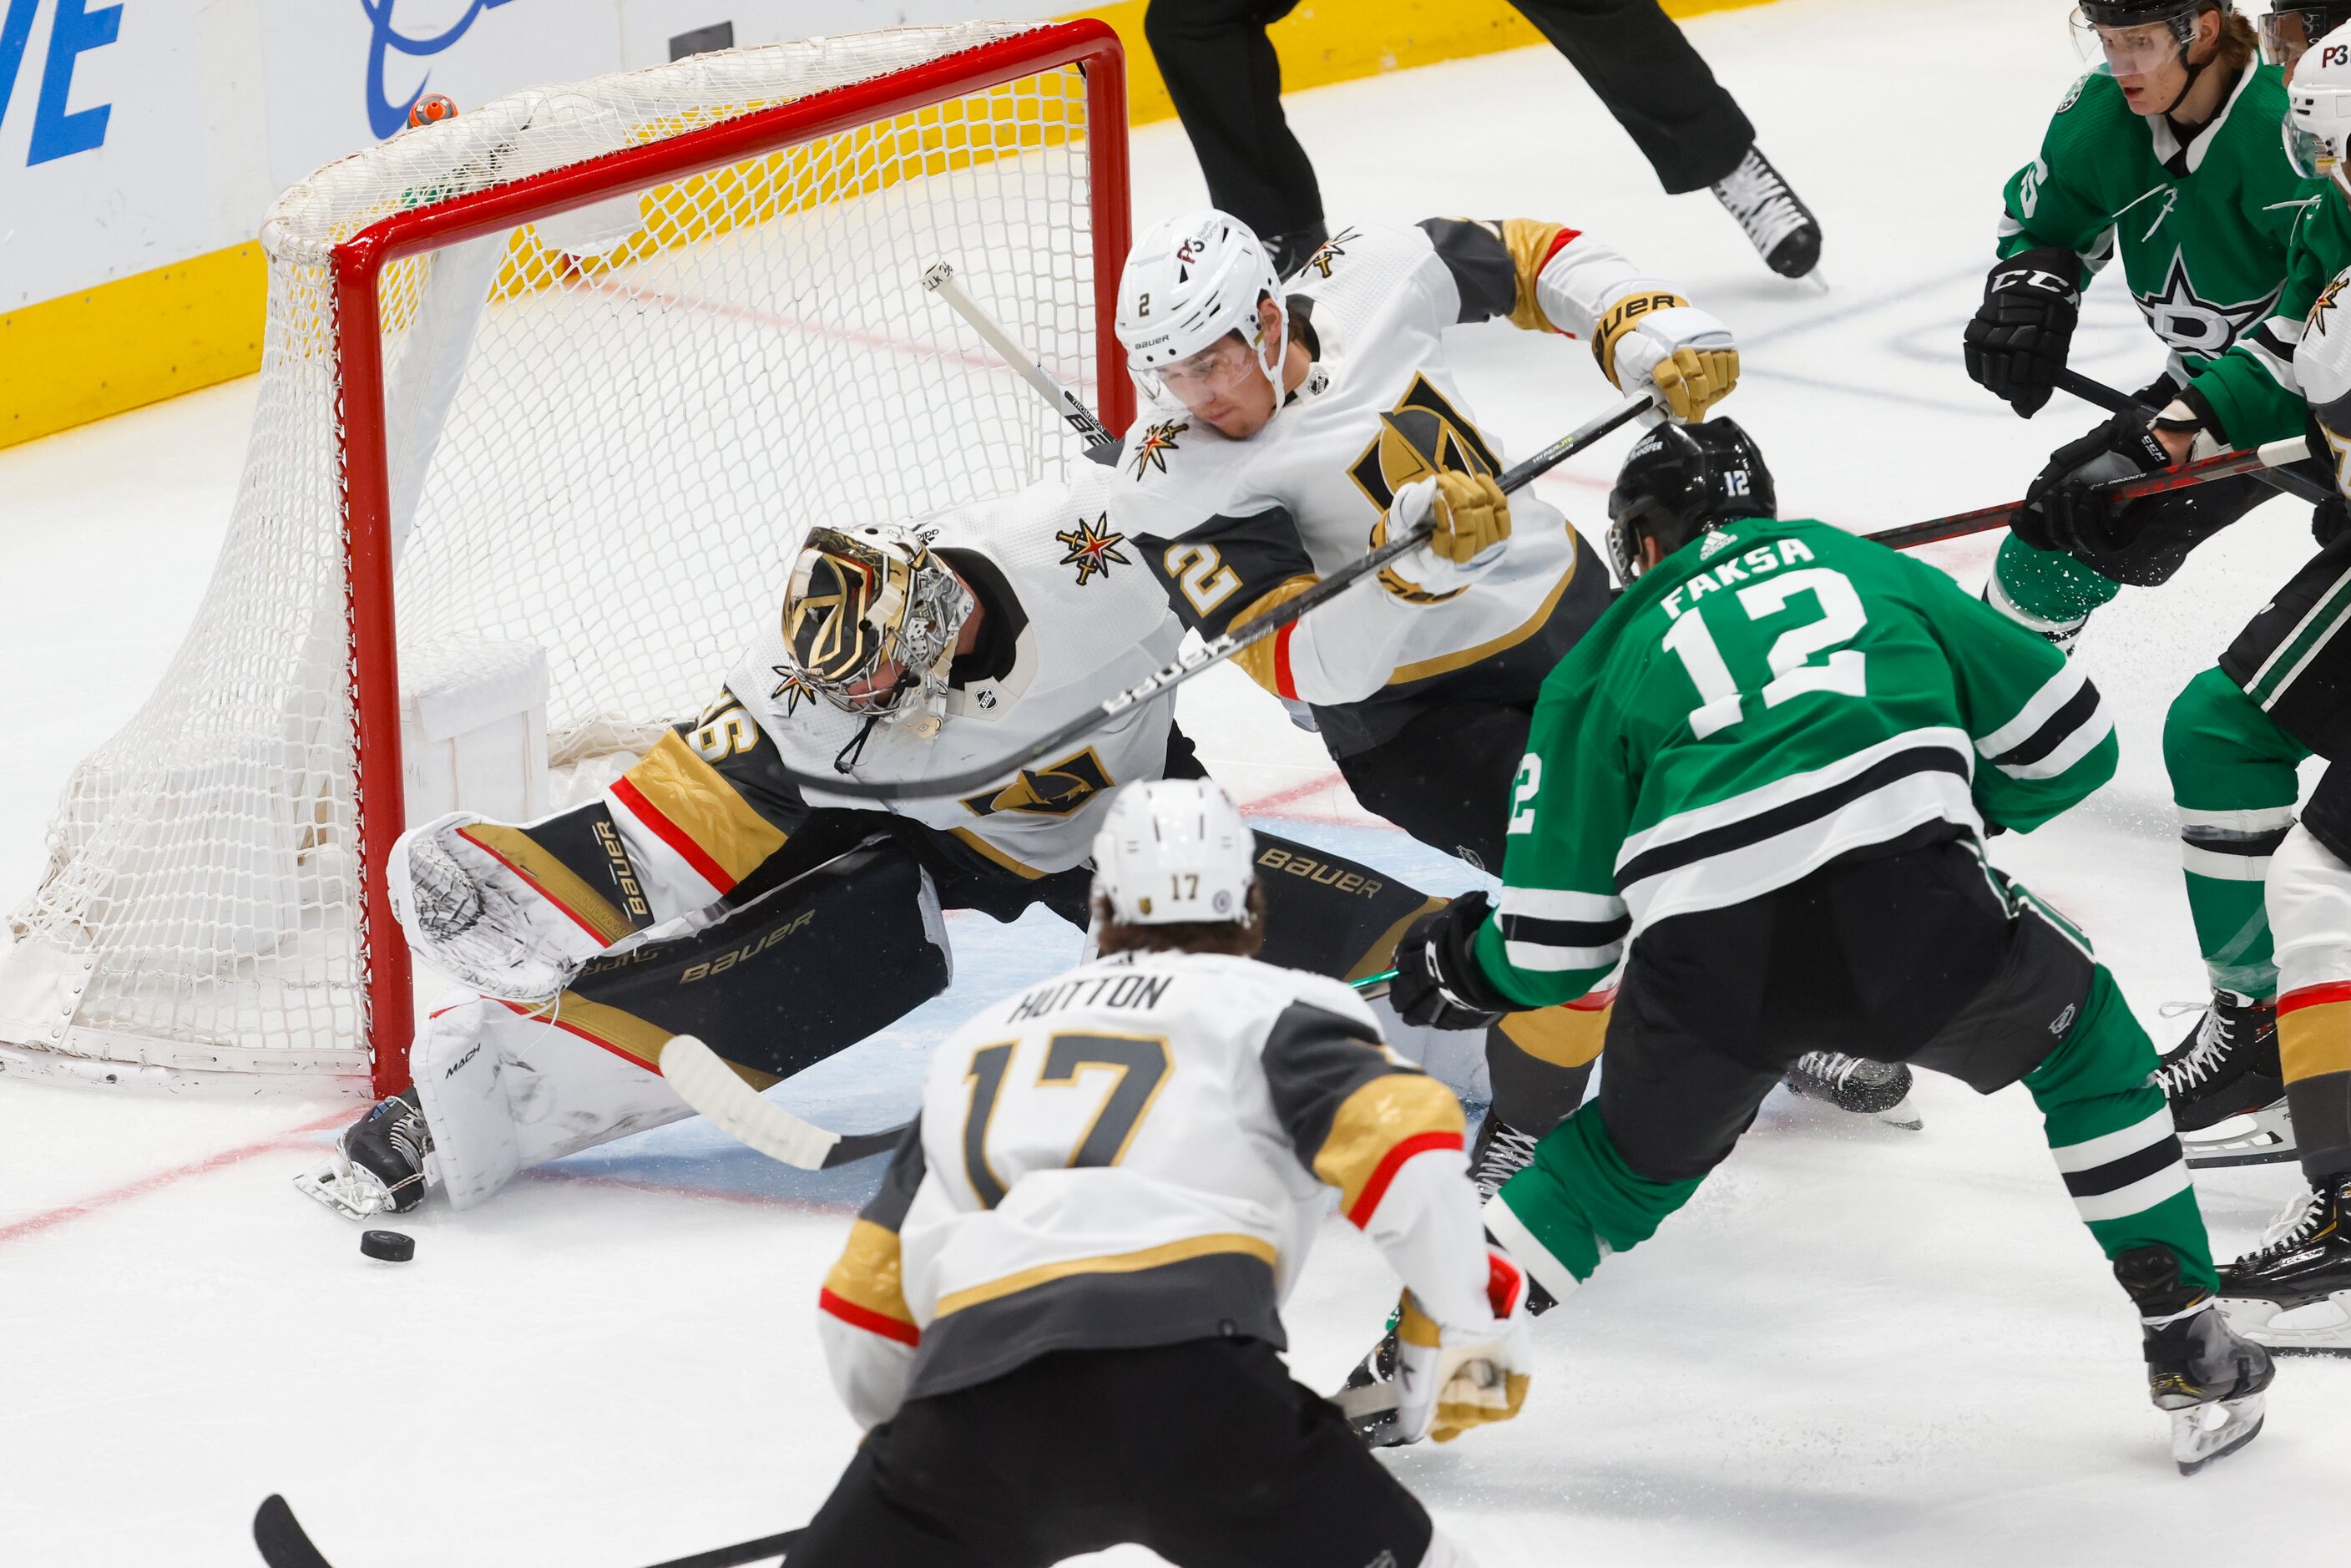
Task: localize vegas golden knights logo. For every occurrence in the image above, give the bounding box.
[2313,273,2348,332]
[1304,225,1359,280]
[1054,513,1130,585]
[960,747,1115,819]
[1347,374,1503,512]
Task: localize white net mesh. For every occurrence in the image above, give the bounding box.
[0,22,1112,1090]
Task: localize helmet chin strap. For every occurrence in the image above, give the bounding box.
[1251,298,1294,431]
[2153,26,2217,120]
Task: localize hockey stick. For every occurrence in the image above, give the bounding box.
[660,1034,908,1171]
[924,261,1118,453]
[2054,367,2331,505]
[253,1495,802,1568]
[751,390,1656,805]
[1866,434,2317,553]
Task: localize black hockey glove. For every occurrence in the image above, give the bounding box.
[1964,247,2081,417]
[2316,491,2351,549]
[2020,406,2183,559]
[1389,892,1516,1031]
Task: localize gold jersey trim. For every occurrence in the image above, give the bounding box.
[1312,1072,1465,1216]
[824,1218,918,1328]
[932,1232,1278,1317]
[2280,1001,2351,1082]
[951,826,1050,880]
[1496,999,1610,1070]
[1386,550,1579,686]
[624,731,789,887]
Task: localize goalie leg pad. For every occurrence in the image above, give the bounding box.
[388,811,632,1004]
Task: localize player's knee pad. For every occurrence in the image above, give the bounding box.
[2269,823,2351,996]
[1906,874,2098,1094]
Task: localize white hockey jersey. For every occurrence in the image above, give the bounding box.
[592,465,1186,919]
[814,948,1495,1428]
[1105,218,1647,755]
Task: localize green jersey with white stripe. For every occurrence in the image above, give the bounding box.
[1471,518,2120,1010]
[1997,65,2325,439]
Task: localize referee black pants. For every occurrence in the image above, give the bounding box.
[787,1338,1433,1568]
[1143,0,1756,250]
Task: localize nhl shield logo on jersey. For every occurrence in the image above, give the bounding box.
[1347,374,1504,511]
[1054,513,1130,584]
[1129,420,1187,479]
[960,747,1115,818]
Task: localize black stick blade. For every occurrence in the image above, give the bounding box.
[254,1495,336,1568]
[643,1526,803,1568]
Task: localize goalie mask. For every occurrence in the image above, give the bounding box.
[781,523,973,728]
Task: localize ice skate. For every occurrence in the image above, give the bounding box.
[1331,1310,1412,1449]
[1469,1114,1544,1203]
[295,1088,435,1221]
[2115,1245,2273,1475]
[1783,1051,1922,1128]
[1711,145,1821,279]
[2161,991,2287,1159]
[2217,1177,2351,1354]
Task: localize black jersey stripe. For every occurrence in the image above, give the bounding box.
[1499,912,1632,949]
[1990,680,2105,769]
[2060,1134,2185,1198]
[2180,824,2294,857]
[1614,746,1970,893]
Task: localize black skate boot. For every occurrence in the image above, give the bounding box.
[2114,1244,2273,1474]
[1783,1051,1922,1128]
[1710,145,1821,279]
[2161,992,2288,1160]
[2217,1176,2351,1354]
[1469,1114,1544,1204]
[295,1087,435,1219]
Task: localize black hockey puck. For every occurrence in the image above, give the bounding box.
[360,1229,416,1262]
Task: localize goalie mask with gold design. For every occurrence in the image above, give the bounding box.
[781,524,973,726]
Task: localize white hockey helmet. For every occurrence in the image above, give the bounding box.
[1091,779,1257,927]
[2287,20,2351,193]
[1115,209,1288,409]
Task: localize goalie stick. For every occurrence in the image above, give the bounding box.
[746,390,1657,805]
[924,260,1117,453]
[252,1494,802,1568]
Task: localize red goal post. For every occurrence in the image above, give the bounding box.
[0,22,1131,1097]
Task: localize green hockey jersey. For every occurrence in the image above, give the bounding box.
[1471,519,2120,1010]
[2195,183,2351,446]
[1997,65,2326,435]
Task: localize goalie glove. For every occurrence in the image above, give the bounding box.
[1592,292,1739,423]
[1390,891,1516,1029]
[1373,471,1512,601]
[1964,246,2080,417]
[1393,1246,1534,1444]
[387,812,610,1004]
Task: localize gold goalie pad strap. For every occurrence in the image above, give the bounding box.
[1590,290,1689,385]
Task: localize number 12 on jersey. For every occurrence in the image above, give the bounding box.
[1660,568,1868,740]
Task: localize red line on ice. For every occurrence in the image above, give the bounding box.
[0,1109,350,1247]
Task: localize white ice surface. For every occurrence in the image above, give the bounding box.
[3,0,2347,1561]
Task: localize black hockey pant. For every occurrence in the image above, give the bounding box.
[787,1338,1433,1568]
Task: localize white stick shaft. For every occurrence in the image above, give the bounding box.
[924,261,1115,448]
[660,1034,839,1170]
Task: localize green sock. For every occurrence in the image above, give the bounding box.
[1990,534,2122,633]
[1489,1104,1702,1294]
[2163,666,2308,999]
[2025,965,2219,1296]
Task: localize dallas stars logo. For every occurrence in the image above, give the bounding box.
[2134,250,2280,358]
[1304,226,1359,280]
[1129,418,1187,480]
[1054,513,1130,585]
[771,665,815,715]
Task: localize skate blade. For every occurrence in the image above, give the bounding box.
[2171,1391,2265,1475]
[292,1156,388,1222]
[2218,1291,2351,1355]
[2182,1101,2297,1169]
[1876,1096,1924,1131]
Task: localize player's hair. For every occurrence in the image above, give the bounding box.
[2212,7,2257,71]
[1093,882,1267,959]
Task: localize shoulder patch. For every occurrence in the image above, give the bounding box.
[1302,225,1362,281]
[1129,418,1188,480]
[1054,513,1130,584]
[2057,71,2089,114]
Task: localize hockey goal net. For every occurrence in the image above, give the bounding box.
[0,20,1130,1096]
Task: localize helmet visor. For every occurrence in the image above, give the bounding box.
[2261,8,2338,72]
[2070,6,2197,76]
[2286,114,2343,180]
[1154,333,1266,411]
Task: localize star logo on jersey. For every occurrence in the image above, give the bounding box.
[2132,250,2281,359]
[2321,420,2351,500]
[1347,373,1504,512]
[1054,513,1130,584]
[770,665,815,716]
[1129,419,1187,480]
[959,747,1114,818]
[1304,226,1360,280]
